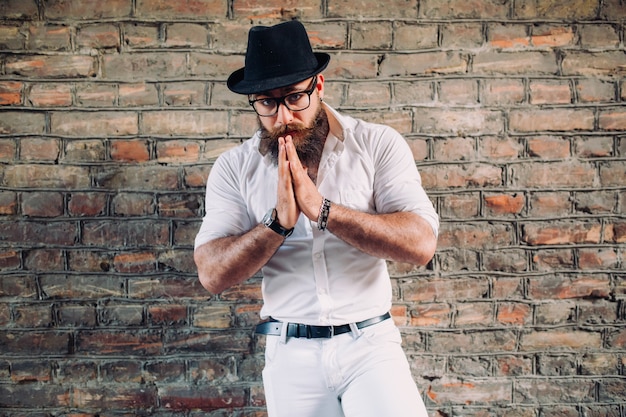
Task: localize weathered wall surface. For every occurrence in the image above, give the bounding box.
[0,0,625,415]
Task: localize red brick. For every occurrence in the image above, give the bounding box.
[394,23,438,50]
[439,79,479,105]
[403,277,489,302]
[72,385,157,409]
[111,139,150,162]
[136,0,227,19]
[46,0,132,19]
[484,193,525,216]
[577,79,617,103]
[0,249,21,270]
[529,191,571,217]
[21,192,64,217]
[40,275,125,298]
[0,0,38,19]
[4,164,89,188]
[103,52,187,81]
[488,23,530,48]
[575,136,614,157]
[473,51,558,75]
[127,275,207,299]
[76,330,162,355]
[529,80,572,105]
[511,161,595,188]
[0,384,70,408]
[381,52,467,77]
[433,137,475,161]
[599,161,626,187]
[158,386,246,411]
[113,252,156,273]
[479,136,523,160]
[415,108,504,135]
[156,140,202,163]
[421,0,509,18]
[438,223,513,249]
[20,137,60,161]
[521,329,601,351]
[157,249,196,273]
[119,83,158,106]
[514,0,598,20]
[0,25,24,49]
[58,304,97,327]
[163,82,206,106]
[514,379,595,404]
[346,83,391,107]
[27,24,71,51]
[76,24,120,49]
[75,83,116,107]
[510,108,594,132]
[0,111,45,134]
[599,107,626,131]
[0,81,23,105]
[410,303,451,327]
[528,275,610,300]
[52,111,138,136]
[563,51,626,77]
[484,249,528,273]
[427,378,512,406]
[94,166,180,190]
[112,192,154,216]
[82,220,169,248]
[13,303,53,327]
[421,163,502,189]
[578,248,618,270]
[429,330,518,353]
[497,302,532,325]
[143,111,228,137]
[68,192,107,217]
[522,221,602,245]
[0,220,77,246]
[527,135,571,158]
[0,331,70,355]
[64,140,105,163]
[439,193,480,219]
[531,25,575,47]
[6,55,96,78]
[0,191,17,215]
[455,302,494,326]
[533,248,575,271]
[441,23,484,48]
[328,0,416,18]
[148,304,188,326]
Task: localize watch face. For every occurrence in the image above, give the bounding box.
[263,208,275,226]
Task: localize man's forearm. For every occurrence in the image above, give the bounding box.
[326,204,437,266]
[194,224,285,294]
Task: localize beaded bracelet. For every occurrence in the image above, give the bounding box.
[317,198,331,231]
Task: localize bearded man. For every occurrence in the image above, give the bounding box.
[194,20,439,417]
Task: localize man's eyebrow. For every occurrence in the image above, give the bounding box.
[255,84,304,98]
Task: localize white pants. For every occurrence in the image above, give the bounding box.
[261,319,429,417]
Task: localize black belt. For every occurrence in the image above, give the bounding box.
[255,312,391,339]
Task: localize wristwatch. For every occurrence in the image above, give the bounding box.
[262,208,294,238]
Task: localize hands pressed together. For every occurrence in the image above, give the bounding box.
[276,135,324,230]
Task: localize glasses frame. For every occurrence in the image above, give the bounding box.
[249,77,318,117]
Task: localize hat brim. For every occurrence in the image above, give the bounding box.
[227,52,330,95]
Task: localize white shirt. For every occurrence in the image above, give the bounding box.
[195,104,439,325]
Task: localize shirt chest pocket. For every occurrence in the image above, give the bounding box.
[338,188,375,213]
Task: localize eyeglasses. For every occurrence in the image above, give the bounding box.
[249,77,317,117]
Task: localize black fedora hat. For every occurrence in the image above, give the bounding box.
[227,20,330,95]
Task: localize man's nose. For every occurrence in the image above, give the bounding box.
[275,101,293,125]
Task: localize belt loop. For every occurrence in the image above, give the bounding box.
[279,321,289,344]
[348,322,362,339]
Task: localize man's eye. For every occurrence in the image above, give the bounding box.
[259,99,275,107]
[286,93,303,104]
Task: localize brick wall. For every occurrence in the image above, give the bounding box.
[0,0,625,415]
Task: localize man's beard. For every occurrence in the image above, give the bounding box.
[258,105,330,169]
